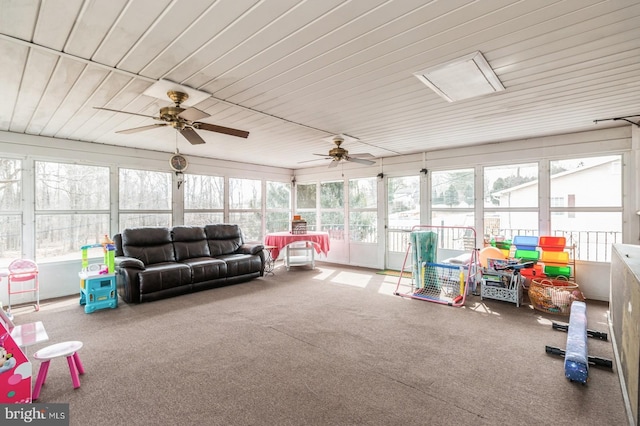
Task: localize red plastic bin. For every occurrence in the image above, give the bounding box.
[521,263,545,278]
[538,236,566,251]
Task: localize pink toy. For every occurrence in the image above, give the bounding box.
[7,259,39,314]
[0,320,32,403]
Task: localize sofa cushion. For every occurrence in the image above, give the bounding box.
[205,224,242,256]
[122,227,175,265]
[138,262,191,294]
[216,253,263,276]
[172,226,211,261]
[179,257,227,283]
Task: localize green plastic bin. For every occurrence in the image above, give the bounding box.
[514,249,540,261]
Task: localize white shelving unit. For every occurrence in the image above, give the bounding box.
[284,242,315,270]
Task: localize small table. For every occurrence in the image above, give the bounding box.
[32,340,85,400]
[264,232,330,270]
[11,321,49,354]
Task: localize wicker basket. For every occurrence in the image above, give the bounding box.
[527,277,585,315]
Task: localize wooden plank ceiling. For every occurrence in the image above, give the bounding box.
[0,0,638,169]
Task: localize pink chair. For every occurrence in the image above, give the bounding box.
[7,259,39,313]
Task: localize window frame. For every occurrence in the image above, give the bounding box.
[34,160,112,263]
[348,177,377,243]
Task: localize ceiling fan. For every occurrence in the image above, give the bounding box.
[94,90,250,145]
[306,135,376,168]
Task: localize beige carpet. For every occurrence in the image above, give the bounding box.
[11,262,626,426]
[376,269,412,278]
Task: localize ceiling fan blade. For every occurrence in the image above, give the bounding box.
[312,154,332,157]
[350,153,375,159]
[116,123,167,134]
[299,158,329,164]
[328,159,340,168]
[178,107,210,122]
[346,156,376,166]
[94,106,158,119]
[195,122,250,138]
[180,127,206,145]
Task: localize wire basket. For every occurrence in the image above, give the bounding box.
[528,277,585,315]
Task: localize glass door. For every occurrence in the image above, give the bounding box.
[386,176,420,270]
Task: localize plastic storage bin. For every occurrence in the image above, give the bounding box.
[539,236,566,251]
[544,265,571,278]
[521,263,545,280]
[513,235,538,251]
[541,250,570,265]
[491,240,511,250]
[514,249,540,261]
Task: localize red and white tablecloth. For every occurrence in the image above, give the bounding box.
[264,231,330,260]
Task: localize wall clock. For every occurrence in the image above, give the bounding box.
[169,153,188,172]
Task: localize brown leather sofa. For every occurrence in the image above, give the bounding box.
[113,224,265,304]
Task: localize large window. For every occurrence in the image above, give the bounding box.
[550,155,622,261]
[320,180,344,239]
[387,176,420,252]
[431,168,475,249]
[184,173,224,225]
[295,183,317,231]
[36,161,110,262]
[266,181,291,233]
[349,178,377,243]
[0,159,22,266]
[388,176,420,229]
[483,162,538,242]
[119,168,171,229]
[229,178,261,241]
[0,148,627,270]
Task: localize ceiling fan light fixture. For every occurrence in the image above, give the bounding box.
[304,134,376,168]
[323,133,359,144]
[414,51,504,102]
[143,79,211,106]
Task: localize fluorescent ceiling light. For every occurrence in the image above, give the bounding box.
[143,79,211,106]
[414,51,505,102]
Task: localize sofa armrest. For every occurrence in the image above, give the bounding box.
[237,243,264,255]
[115,256,145,270]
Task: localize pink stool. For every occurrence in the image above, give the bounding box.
[32,341,84,400]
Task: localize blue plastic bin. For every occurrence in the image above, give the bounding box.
[513,235,538,251]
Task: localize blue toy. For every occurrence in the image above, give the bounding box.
[564,301,589,383]
[545,301,612,384]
